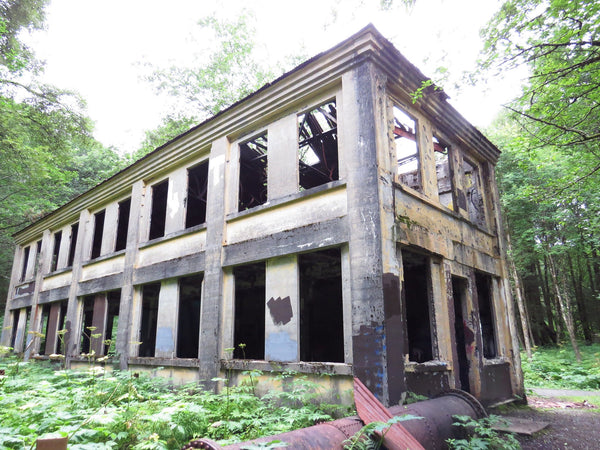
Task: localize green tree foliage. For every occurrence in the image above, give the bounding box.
[0,0,124,310]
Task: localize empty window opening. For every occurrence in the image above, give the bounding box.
[91,210,105,259]
[34,240,42,275]
[393,105,421,190]
[20,246,30,281]
[80,296,95,354]
[402,250,434,363]
[177,274,203,358]
[452,276,471,392]
[233,262,265,359]
[149,180,169,240]
[9,310,19,349]
[104,290,121,356]
[50,231,62,272]
[139,283,160,357]
[38,304,51,355]
[115,198,131,252]
[476,273,497,359]
[434,136,455,210]
[463,159,486,227]
[186,162,209,228]
[56,301,67,354]
[299,248,344,363]
[238,133,268,211]
[67,223,79,267]
[298,101,338,190]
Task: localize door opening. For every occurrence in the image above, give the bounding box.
[452,276,471,392]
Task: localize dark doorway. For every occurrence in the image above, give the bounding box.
[402,250,433,363]
[233,263,265,359]
[177,274,203,358]
[452,276,471,392]
[476,272,497,358]
[299,248,344,363]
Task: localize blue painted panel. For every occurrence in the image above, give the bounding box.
[265,330,298,362]
[155,326,174,353]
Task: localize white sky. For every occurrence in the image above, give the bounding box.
[27,0,524,154]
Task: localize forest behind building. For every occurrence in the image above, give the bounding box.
[0,0,599,359]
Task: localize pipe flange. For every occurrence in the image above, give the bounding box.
[181,439,221,450]
[434,389,487,419]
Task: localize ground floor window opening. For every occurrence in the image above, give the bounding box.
[139,283,160,357]
[177,274,203,358]
[476,272,497,359]
[299,248,344,363]
[233,263,265,360]
[402,250,434,363]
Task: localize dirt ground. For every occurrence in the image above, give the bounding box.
[490,392,600,449]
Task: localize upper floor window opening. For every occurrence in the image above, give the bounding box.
[91,210,105,259]
[34,240,41,276]
[298,100,338,190]
[19,246,30,282]
[393,105,421,191]
[67,222,79,267]
[463,159,486,228]
[433,135,455,211]
[115,198,131,252]
[50,231,62,272]
[149,179,169,240]
[238,133,268,212]
[186,161,209,227]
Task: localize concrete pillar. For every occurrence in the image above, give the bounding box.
[166,167,187,234]
[199,137,228,384]
[118,181,144,368]
[0,246,21,346]
[101,202,119,255]
[341,245,353,363]
[268,114,298,199]
[90,293,108,356]
[13,308,28,352]
[430,259,453,362]
[466,272,483,399]
[44,302,62,355]
[226,139,241,216]
[221,268,235,353]
[342,62,403,406]
[265,255,299,362]
[154,279,179,358]
[417,116,438,199]
[64,210,91,361]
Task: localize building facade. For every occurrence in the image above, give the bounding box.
[1,26,523,406]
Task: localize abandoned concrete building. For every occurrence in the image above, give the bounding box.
[1,25,523,407]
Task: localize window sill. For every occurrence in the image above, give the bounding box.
[82,250,126,267]
[139,223,207,250]
[220,359,353,376]
[128,357,199,368]
[226,180,346,223]
[404,360,451,373]
[483,356,510,366]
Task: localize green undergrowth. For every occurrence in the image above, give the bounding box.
[521,343,600,390]
[0,357,353,449]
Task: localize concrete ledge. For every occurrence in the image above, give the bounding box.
[128,357,200,368]
[220,359,353,376]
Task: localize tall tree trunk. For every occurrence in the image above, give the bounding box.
[547,253,582,362]
[536,258,555,340]
[506,233,533,360]
[568,253,592,343]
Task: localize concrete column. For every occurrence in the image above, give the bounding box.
[118,181,144,368]
[13,308,28,352]
[64,210,91,361]
[265,255,299,362]
[0,246,21,346]
[417,116,438,199]
[341,245,353,363]
[166,167,187,234]
[45,302,62,355]
[221,268,235,353]
[430,259,453,362]
[226,139,241,215]
[268,114,298,199]
[199,137,228,384]
[90,293,108,356]
[466,272,483,399]
[101,202,119,255]
[154,279,179,358]
[342,62,402,406]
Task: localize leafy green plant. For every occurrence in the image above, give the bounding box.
[446,415,520,450]
[343,415,422,450]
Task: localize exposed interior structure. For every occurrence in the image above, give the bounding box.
[1,26,523,407]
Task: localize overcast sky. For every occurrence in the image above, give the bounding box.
[27,0,522,154]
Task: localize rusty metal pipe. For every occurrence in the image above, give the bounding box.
[185,390,486,450]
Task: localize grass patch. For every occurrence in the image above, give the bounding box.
[521,343,600,390]
[0,356,353,449]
